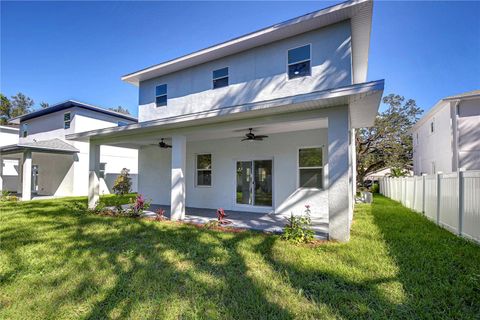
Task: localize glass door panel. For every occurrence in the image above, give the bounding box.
[253,160,272,206]
[236,161,252,205]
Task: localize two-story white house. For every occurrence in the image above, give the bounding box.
[67,0,384,241]
[412,90,480,175]
[0,101,139,199]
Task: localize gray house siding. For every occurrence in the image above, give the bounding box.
[138,20,352,122]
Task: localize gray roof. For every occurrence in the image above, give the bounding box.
[443,89,480,100]
[8,100,137,125]
[0,139,79,154]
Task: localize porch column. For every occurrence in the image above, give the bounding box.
[171,135,186,220]
[327,107,351,242]
[21,150,32,201]
[88,142,100,209]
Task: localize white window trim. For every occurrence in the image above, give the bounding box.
[155,84,168,107]
[64,112,71,129]
[212,66,229,89]
[286,43,312,81]
[297,145,324,190]
[195,153,212,188]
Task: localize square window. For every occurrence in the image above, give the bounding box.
[64,121,71,129]
[299,147,322,167]
[287,44,311,79]
[156,95,167,107]
[212,67,229,89]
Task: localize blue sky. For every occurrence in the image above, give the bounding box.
[1,1,479,116]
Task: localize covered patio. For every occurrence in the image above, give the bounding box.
[0,139,79,200]
[67,81,384,241]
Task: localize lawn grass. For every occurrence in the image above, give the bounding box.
[1,194,479,319]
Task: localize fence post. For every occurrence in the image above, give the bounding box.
[458,170,464,236]
[413,176,417,210]
[436,172,442,225]
[422,174,426,214]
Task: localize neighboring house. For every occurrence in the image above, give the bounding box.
[0,125,20,192]
[0,101,139,199]
[412,90,480,175]
[67,0,384,241]
[364,168,413,182]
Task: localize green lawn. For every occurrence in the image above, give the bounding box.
[1,195,479,319]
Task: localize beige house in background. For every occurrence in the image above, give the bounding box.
[412,90,480,175]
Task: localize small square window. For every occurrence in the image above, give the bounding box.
[213,67,229,89]
[155,84,168,107]
[288,44,311,79]
[196,154,212,186]
[21,123,28,137]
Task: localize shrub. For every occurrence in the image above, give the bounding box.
[282,205,315,244]
[112,168,132,196]
[155,209,167,221]
[126,194,150,217]
[0,191,19,202]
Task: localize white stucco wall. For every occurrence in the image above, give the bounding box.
[457,98,480,170]
[138,129,328,219]
[0,127,20,191]
[138,21,352,122]
[413,101,453,174]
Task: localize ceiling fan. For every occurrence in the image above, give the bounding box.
[241,128,268,142]
[158,138,172,148]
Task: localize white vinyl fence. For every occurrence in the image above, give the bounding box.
[379,171,480,244]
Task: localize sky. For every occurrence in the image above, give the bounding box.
[1,1,479,117]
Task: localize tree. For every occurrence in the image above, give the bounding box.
[0,94,12,125]
[112,168,132,195]
[40,101,50,109]
[0,93,35,124]
[109,106,130,115]
[356,94,422,187]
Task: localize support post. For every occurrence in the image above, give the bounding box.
[458,170,464,236]
[422,174,426,214]
[171,135,186,221]
[88,143,100,209]
[22,150,32,201]
[327,107,350,242]
[436,172,442,225]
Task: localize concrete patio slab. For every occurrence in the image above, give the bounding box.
[144,204,329,239]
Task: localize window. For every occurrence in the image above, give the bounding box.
[196,154,212,187]
[155,84,167,107]
[21,123,28,137]
[117,121,128,127]
[64,112,71,129]
[99,163,106,179]
[430,118,435,134]
[212,67,229,89]
[298,147,323,188]
[288,44,311,79]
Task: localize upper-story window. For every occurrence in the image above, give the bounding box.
[212,67,229,89]
[430,118,435,134]
[64,112,71,129]
[287,44,311,79]
[21,123,28,137]
[155,84,168,107]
